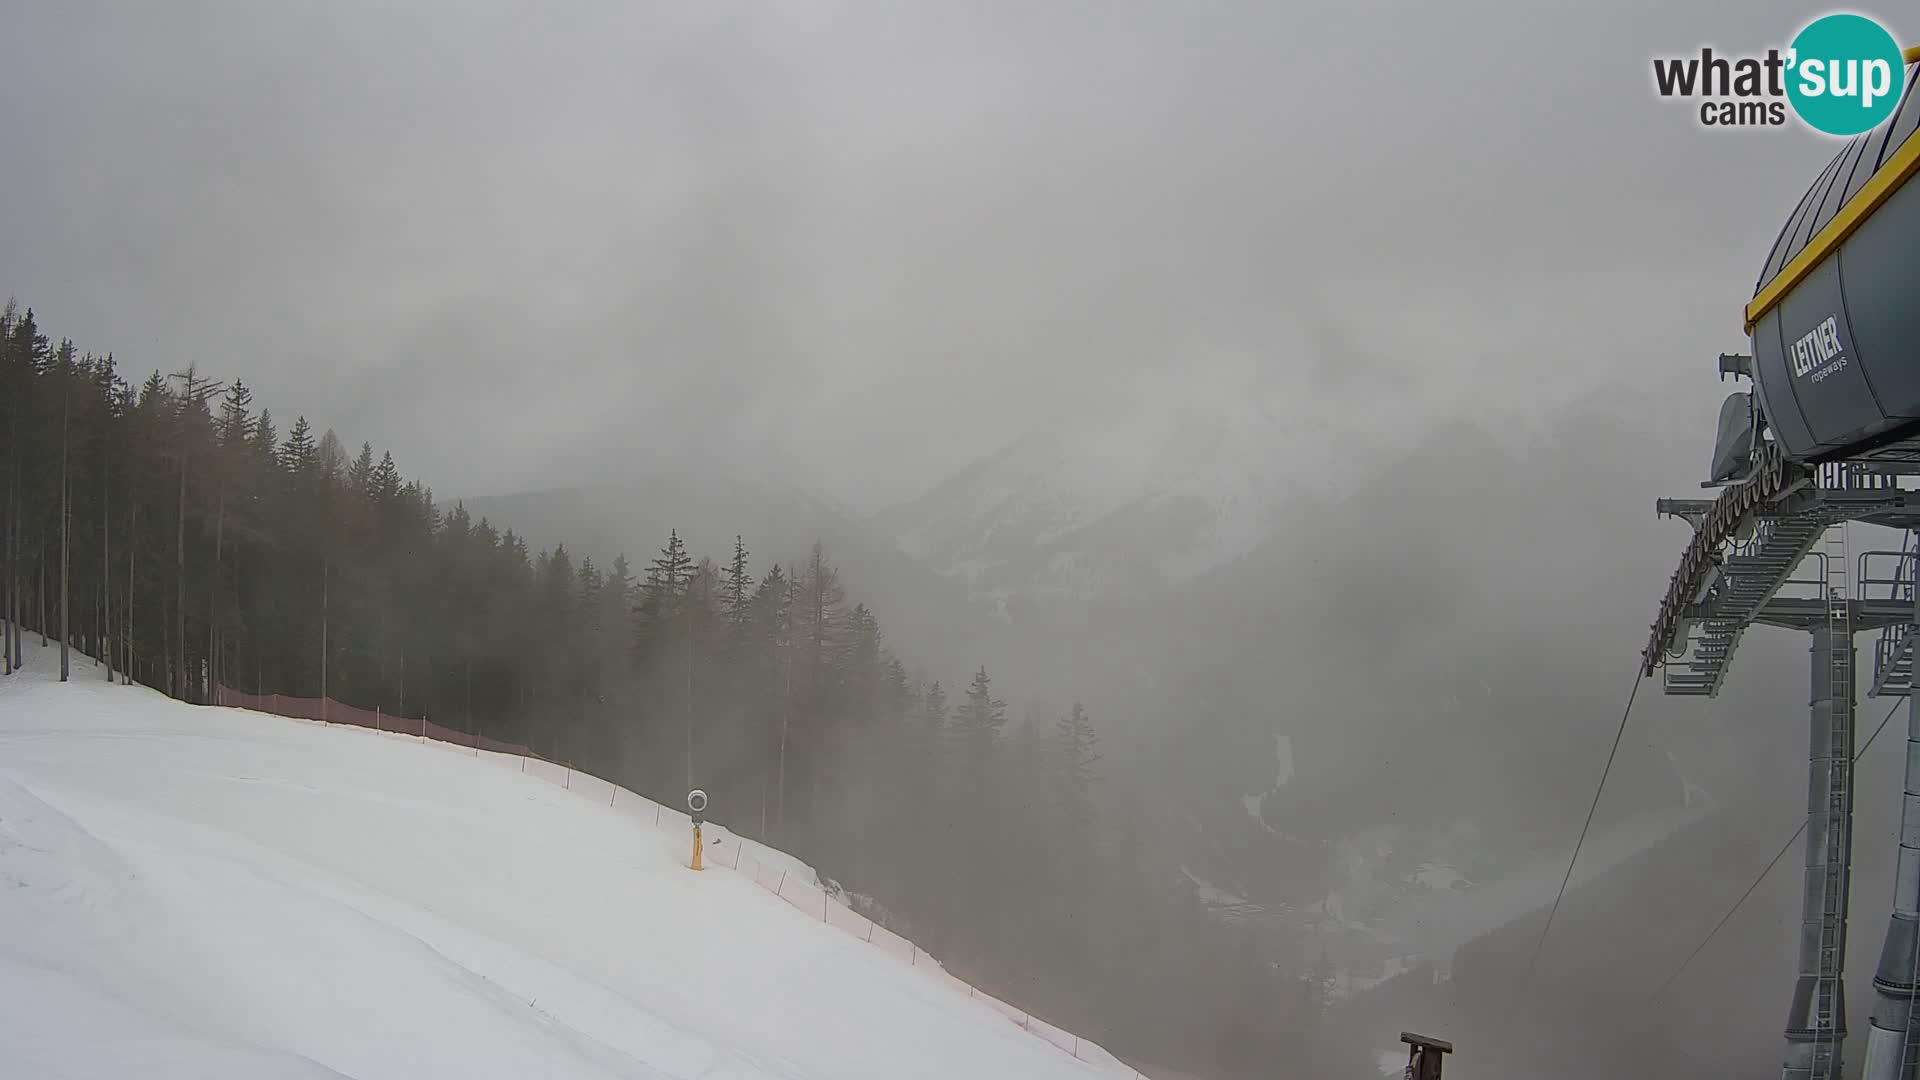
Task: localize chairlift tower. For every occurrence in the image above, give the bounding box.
[1652,455,1917,1080]
[1642,53,1920,1080]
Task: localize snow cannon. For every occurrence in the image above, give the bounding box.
[686,789,707,871]
[1739,50,1920,470]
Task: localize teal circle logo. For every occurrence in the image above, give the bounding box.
[1786,14,1906,136]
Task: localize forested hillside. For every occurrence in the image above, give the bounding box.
[0,302,1333,1079]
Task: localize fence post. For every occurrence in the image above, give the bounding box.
[375,706,381,732]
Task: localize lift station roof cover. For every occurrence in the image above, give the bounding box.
[1749,63,1920,463]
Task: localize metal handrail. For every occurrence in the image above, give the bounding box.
[1776,552,1832,600]
[1857,550,1917,602]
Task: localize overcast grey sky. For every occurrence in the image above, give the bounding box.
[0,0,1856,509]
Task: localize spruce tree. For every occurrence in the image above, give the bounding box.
[956,665,1007,744]
[723,534,752,644]
[347,441,375,497]
[315,428,345,483]
[55,340,75,680]
[372,451,400,500]
[1046,701,1103,874]
[648,529,692,601]
[217,381,255,447]
[251,409,278,469]
[0,300,15,676]
[279,416,316,475]
[208,380,254,695]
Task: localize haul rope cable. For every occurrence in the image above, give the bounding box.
[1528,662,1644,974]
[1650,695,1905,1002]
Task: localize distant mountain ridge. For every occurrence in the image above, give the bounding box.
[870,397,1395,617]
[449,388,1819,1054]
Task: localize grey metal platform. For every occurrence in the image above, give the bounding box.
[1656,474,1914,699]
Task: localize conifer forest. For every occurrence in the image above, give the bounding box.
[0,301,1328,1078]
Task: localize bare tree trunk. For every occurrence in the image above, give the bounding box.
[11,478,20,667]
[9,464,21,669]
[39,538,48,646]
[58,501,68,678]
[59,377,70,682]
[125,493,136,686]
[2,462,12,675]
[12,473,22,666]
[208,485,223,699]
[101,466,111,679]
[320,557,328,719]
[3,401,15,674]
[175,449,186,700]
[778,646,792,842]
[377,609,388,707]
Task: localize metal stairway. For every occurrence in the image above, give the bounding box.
[1871,530,1919,698]
[1664,511,1838,696]
[1664,461,1912,699]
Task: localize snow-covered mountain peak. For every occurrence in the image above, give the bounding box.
[875,378,1404,604]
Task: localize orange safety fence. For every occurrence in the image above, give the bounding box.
[212,685,540,757]
[209,682,1145,1077]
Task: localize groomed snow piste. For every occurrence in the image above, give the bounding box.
[0,645,1115,1079]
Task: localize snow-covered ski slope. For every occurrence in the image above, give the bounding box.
[0,646,1128,1079]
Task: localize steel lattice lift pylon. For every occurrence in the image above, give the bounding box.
[1641,42,1920,1080]
[1650,449,1920,1080]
